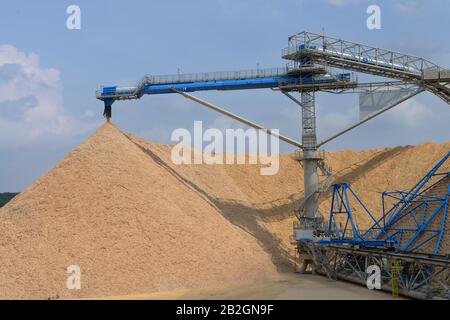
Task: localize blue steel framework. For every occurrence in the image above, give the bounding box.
[96,67,355,108]
[320,152,449,254]
[324,183,393,248]
[312,152,450,252]
[296,152,449,299]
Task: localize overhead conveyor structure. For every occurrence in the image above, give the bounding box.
[97,31,450,299]
[282,32,450,104]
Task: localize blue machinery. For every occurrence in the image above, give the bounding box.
[292,152,450,299]
[97,32,450,299]
[308,152,449,254]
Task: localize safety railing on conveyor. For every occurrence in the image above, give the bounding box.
[139,67,289,86]
[282,31,441,78]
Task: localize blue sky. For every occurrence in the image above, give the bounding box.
[0,0,449,191]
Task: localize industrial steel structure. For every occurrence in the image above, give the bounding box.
[299,152,449,299]
[97,31,450,299]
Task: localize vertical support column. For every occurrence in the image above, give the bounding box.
[295,90,320,274]
[301,91,319,220]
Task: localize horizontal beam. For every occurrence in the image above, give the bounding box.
[140,67,289,85]
[96,70,353,102]
[172,89,303,149]
[327,245,450,266]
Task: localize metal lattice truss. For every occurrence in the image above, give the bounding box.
[368,152,450,255]
[300,243,450,299]
[326,183,389,247]
[283,32,437,78]
[295,152,450,299]
[282,31,450,104]
[316,152,450,255]
[374,188,449,254]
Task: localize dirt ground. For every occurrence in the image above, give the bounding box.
[103,273,399,300]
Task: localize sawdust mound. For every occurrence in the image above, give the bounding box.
[1,121,448,299]
[129,137,450,261]
[0,123,278,299]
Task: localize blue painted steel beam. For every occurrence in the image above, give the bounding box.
[435,184,449,254]
[326,151,449,254]
[401,193,448,254]
[97,73,352,105]
[139,76,300,94]
[380,152,450,232]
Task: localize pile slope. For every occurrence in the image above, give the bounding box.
[0,123,278,299]
[130,136,450,267]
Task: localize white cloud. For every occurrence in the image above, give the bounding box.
[207,116,245,133]
[393,0,429,13]
[83,110,95,118]
[319,105,357,138]
[217,0,298,19]
[0,45,97,145]
[389,98,433,127]
[316,96,435,143]
[324,0,361,7]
